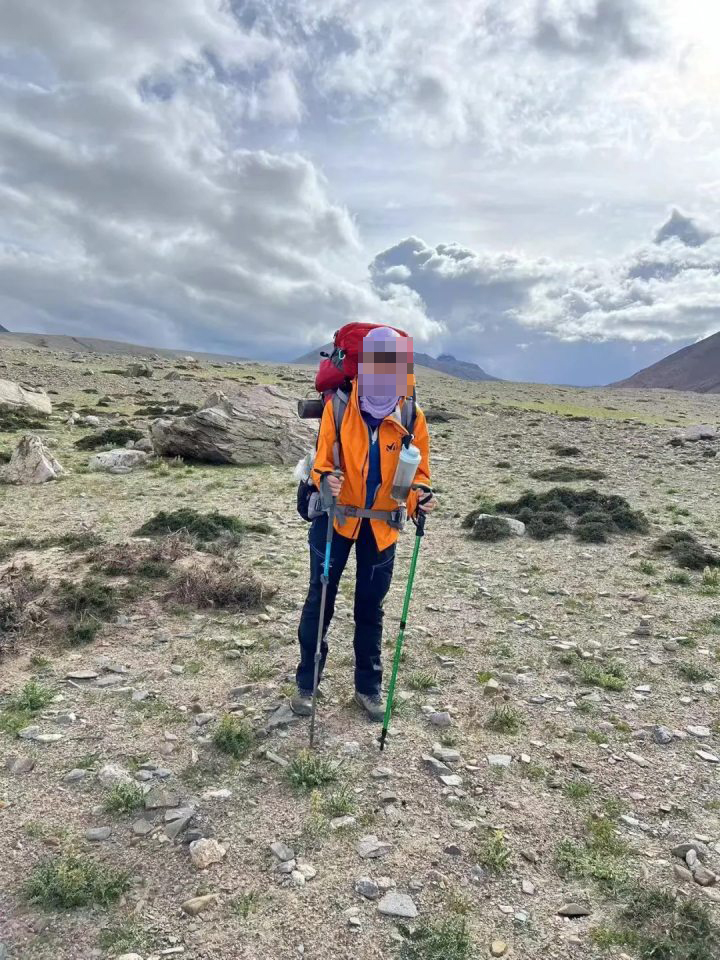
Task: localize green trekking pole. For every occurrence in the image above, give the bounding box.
[380,486,431,752]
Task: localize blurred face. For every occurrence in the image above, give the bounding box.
[358,334,414,397]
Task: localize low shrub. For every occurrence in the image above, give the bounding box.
[75,427,143,450]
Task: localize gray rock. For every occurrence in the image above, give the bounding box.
[672,842,709,862]
[189,837,226,869]
[85,827,112,842]
[357,835,392,859]
[151,385,314,466]
[0,378,52,415]
[165,807,194,840]
[558,902,592,917]
[63,768,89,783]
[98,763,133,787]
[653,726,674,745]
[330,815,357,831]
[270,841,295,862]
[2,434,62,485]
[181,894,217,916]
[423,755,450,776]
[674,864,694,883]
[440,774,463,787]
[377,892,418,919]
[144,786,181,810]
[693,865,717,887]
[65,669,99,680]
[428,711,452,728]
[355,877,380,900]
[89,449,149,473]
[132,818,155,837]
[432,743,461,764]
[487,754,512,768]
[262,703,298,733]
[687,726,712,739]
[5,756,35,775]
[696,750,720,763]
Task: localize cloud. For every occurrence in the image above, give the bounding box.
[533,0,656,60]
[0,1,437,355]
[369,210,720,381]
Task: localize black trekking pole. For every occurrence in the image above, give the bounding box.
[380,486,432,752]
[309,472,342,749]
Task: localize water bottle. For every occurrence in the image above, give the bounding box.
[391,444,422,503]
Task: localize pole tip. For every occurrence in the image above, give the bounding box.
[379,728,388,752]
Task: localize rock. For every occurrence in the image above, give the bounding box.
[85,827,112,842]
[330,816,357,831]
[357,835,392,859]
[18,728,62,743]
[371,767,392,779]
[189,838,226,869]
[276,859,296,875]
[355,877,380,900]
[63,768,88,783]
[117,954,144,960]
[377,892,418,919]
[687,725,712,739]
[682,425,718,442]
[181,894,217,916]
[451,819,477,833]
[291,870,306,887]
[558,902,592,918]
[296,861,317,881]
[89,449,149,473]
[653,726,674,745]
[483,678,502,697]
[440,774,463,787]
[693,865,718,887]
[262,703,298,733]
[144,786,181,810]
[487,754,512,768]
[65,669,99,680]
[674,864,694,883]
[5,756,35,775]
[0,379,52,415]
[423,755,451,777]
[165,807,195,840]
[3,434,63,484]
[672,842,709,862]
[98,763,134,787]
[626,752,650,768]
[132,818,155,837]
[491,941,508,957]
[134,436,153,453]
[127,362,153,378]
[150,385,314,466]
[270,841,295,862]
[696,750,720,763]
[522,879,536,895]
[432,744,461,764]
[428,711,452,727]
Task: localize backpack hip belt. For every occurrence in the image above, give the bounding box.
[335,503,407,531]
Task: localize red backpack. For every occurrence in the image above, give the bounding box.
[315,322,410,397]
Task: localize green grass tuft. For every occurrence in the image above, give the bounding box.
[213,714,254,759]
[25,854,130,909]
[103,783,145,814]
[286,750,337,791]
[400,917,472,960]
[486,704,523,734]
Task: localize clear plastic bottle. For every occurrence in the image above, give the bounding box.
[391,443,422,503]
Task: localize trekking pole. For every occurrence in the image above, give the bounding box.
[379,486,432,752]
[309,471,342,749]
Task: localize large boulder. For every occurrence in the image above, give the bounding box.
[150,386,314,466]
[0,379,52,416]
[681,425,718,442]
[3,434,63,484]
[89,449,150,473]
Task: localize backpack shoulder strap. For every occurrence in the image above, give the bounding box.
[330,384,351,470]
[401,389,417,438]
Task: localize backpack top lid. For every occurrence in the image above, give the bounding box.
[315,322,410,394]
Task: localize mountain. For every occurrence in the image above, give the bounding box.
[612,330,720,393]
[0,323,8,333]
[292,344,499,382]
[0,331,247,364]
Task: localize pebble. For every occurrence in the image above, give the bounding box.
[652,726,674,745]
[626,752,650,768]
[429,711,452,728]
[144,786,181,810]
[558,902,592,917]
[440,774,463,787]
[63,768,89,783]
[433,744,461,764]
[696,750,719,763]
[117,954,143,960]
[357,835,392,859]
[189,838,226,869]
[377,892,418,919]
[687,726,711,739]
[371,767,392,779]
[487,755,512,768]
[65,670,98,680]
[693,865,718,887]
[331,816,357,831]
[85,827,112,842]
[133,819,155,837]
[424,755,450,776]
[491,941,508,957]
[165,807,194,841]
[181,894,217,916]
[522,879,536,895]
[674,864,694,883]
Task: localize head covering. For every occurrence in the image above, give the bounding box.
[358,326,410,419]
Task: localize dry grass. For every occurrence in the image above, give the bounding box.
[170,558,275,609]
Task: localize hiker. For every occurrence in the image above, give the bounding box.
[293,326,436,721]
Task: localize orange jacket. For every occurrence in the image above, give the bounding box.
[311,381,431,550]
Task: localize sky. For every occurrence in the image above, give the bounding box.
[2,1,720,385]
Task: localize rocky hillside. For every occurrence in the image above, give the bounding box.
[293,344,498,382]
[1,338,719,960]
[613,330,720,394]
[0,331,246,365]
[0,323,8,332]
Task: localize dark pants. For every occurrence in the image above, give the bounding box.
[296,516,396,697]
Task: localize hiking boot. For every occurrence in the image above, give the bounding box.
[290,689,313,717]
[354,691,385,723]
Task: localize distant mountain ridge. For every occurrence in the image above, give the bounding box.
[0,331,247,364]
[292,343,498,382]
[613,330,720,394]
[0,323,8,333]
